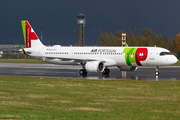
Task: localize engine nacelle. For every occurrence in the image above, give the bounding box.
[118,66,138,71]
[85,61,105,73]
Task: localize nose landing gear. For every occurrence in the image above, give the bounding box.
[155,66,159,76]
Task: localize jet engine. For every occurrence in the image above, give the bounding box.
[118,66,138,71]
[85,61,105,73]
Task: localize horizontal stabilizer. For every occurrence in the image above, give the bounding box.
[19,44,26,54]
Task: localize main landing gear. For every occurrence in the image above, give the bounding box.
[78,67,110,77]
[79,69,87,76]
[102,67,110,77]
[155,66,159,76]
[102,67,110,75]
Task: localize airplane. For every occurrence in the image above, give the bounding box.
[19,20,178,76]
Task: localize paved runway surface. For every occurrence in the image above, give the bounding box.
[0,63,180,81]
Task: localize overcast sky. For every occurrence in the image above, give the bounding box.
[0,0,180,45]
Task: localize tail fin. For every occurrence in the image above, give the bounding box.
[21,20,44,48]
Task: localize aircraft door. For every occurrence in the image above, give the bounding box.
[149,49,155,60]
[37,48,44,61]
[70,50,74,58]
[38,48,41,55]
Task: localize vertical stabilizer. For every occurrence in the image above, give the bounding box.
[21,20,44,48]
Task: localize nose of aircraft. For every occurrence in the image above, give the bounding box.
[171,55,178,64]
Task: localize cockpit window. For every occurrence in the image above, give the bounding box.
[160,52,172,56]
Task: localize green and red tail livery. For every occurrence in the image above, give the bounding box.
[21,21,38,48]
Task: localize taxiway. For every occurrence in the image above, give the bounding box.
[0,63,179,81]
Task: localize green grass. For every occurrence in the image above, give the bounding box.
[0,76,180,119]
[0,58,46,63]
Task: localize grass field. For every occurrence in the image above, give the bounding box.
[0,58,46,64]
[0,76,180,119]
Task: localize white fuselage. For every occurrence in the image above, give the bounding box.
[25,46,178,67]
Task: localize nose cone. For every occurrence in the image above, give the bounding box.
[171,55,178,65]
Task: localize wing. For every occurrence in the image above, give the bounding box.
[43,56,116,66]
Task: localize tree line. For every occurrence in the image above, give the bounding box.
[97,28,180,58]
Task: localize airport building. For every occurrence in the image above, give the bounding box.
[0,44,25,58]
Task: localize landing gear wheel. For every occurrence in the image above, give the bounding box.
[155,66,160,76]
[155,71,160,76]
[79,69,87,76]
[102,68,110,75]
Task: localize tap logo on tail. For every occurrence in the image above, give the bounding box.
[21,21,38,48]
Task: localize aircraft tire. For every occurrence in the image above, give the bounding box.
[155,71,160,76]
[102,68,110,75]
[79,69,87,76]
